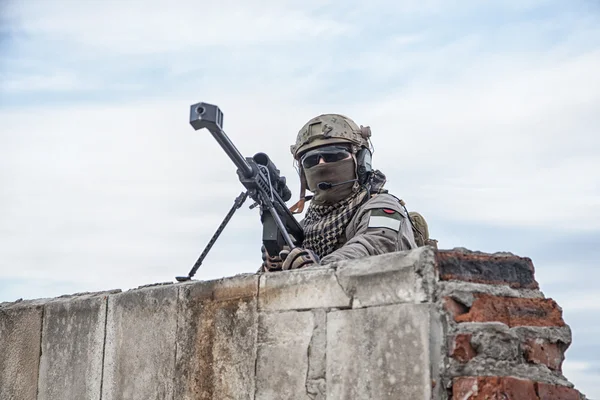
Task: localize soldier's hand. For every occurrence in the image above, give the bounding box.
[261,244,286,272]
[280,247,320,270]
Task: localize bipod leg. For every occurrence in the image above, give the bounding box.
[175,191,248,282]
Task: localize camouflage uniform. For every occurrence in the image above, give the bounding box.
[302,183,418,265]
[262,113,418,271]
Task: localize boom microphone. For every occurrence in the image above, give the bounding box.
[317,178,358,190]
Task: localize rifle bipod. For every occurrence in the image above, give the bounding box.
[175,191,248,282]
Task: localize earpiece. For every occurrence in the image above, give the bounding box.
[356,147,373,185]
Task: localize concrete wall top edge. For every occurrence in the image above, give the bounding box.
[0,289,122,310]
[4,245,486,305]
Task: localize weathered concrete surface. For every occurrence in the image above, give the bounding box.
[259,267,350,311]
[0,246,588,400]
[335,246,437,308]
[0,300,44,400]
[306,310,327,400]
[255,310,315,400]
[37,292,112,400]
[174,274,258,400]
[438,280,544,299]
[327,304,435,400]
[101,284,178,400]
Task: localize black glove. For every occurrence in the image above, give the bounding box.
[280,247,320,270]
[261,244,287,272]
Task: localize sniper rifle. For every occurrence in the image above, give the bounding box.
[175,102,304,282]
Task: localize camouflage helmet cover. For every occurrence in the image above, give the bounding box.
[290,113,371,159]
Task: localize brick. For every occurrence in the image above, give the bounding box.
[524,338,564,371]
[443,296,469,319]
[450,334,476,362]
[467,325,521,362]
[454,294,565,327]
[436,249,539,289]
[453,376,538,399]
[536,382,582,400]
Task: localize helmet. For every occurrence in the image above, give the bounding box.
[288,113,373,214]
[290,114,371,159]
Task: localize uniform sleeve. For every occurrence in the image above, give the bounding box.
[319,194,418,265]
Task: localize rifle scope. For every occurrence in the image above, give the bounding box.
[252,152,292,202]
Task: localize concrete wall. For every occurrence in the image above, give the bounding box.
[0,246,588,399]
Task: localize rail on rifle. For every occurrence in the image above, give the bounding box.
[175,102,304,282]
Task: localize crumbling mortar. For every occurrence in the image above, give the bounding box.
[512,326,572,347]
[429,304,447,400]
[447,358,574,387]
[443,247,519,257]
[437,295,470,332]
[448,291,475,308]
[471,331,524,364]
[444,322,573,376]
[449,323,572,347]
[438,281,544,299]
[415,246,439,303]
[433,290,455,399]
[451,321,514,332]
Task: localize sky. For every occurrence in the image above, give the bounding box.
[1,0,599,396]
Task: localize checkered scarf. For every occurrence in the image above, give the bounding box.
[301,189,369,259]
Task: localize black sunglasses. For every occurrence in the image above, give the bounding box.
[300,146,352,169]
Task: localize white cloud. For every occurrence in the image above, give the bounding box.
[1,3,600,395]
[2,2,600,289]
[2,0,599,281]
[4,0,351,54]
[0,73,88,92]
[351,45,600,231]
[0,94,308,288]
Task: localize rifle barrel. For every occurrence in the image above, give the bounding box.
[209,127,254,178]
[189,102,254,178]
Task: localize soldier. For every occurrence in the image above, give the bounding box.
[261,113,421,272]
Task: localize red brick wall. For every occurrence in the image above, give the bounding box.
[435,248,586,400]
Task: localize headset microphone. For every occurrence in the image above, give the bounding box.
[317,178,358,190]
